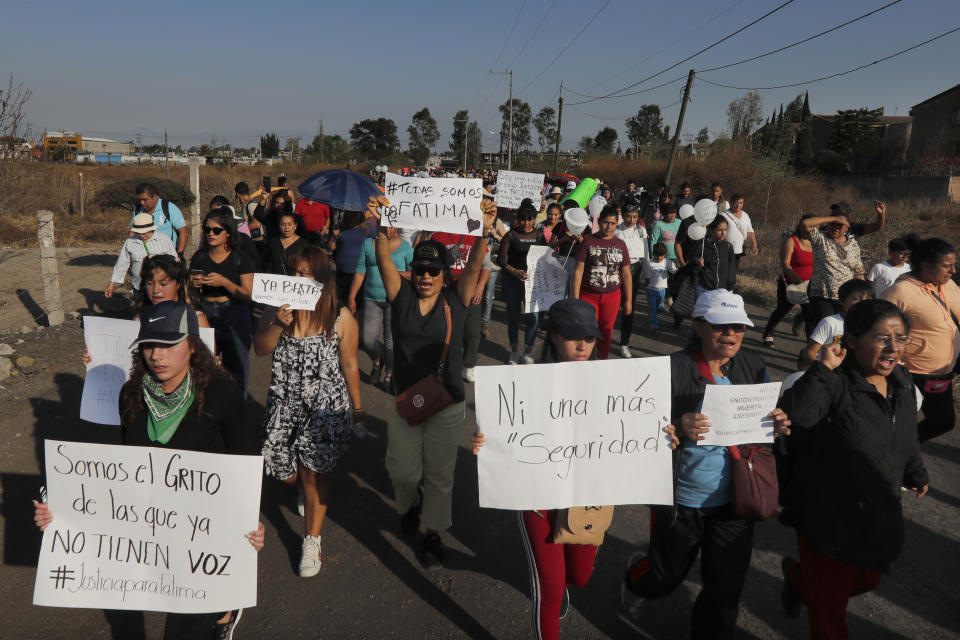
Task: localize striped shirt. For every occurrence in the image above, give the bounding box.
[110,234,177,290]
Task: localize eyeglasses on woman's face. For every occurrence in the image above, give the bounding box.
[203,226,225,236]
[868,333,911,348]
[413,266,442,277]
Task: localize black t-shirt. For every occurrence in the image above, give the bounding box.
[390,280,467,402]
[190,248,256,298]
[269,236,311,274]
[497,229,545,273]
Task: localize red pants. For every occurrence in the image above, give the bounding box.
[518,510,598,640]
[579,289,621,359]
[787,536,883,640]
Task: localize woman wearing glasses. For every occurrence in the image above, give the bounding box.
[777,299,928,638]
[190,210,256,397]
[621,289,791,639]
[364,194,495,569]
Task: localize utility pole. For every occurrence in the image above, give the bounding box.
[317,118,325,165]
[164,129,169,178]
[553,82,564,175]
[490,69,513,169]
[664,69,695,188]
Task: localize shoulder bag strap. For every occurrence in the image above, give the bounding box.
[923,281,960,334]
[437,299,452,375]
[693,352,742,460]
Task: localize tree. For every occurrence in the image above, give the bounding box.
[450,109,469,160]
[793,92,815,170]
[259,133,280,157]
[727,91,764,140]
[304,134,350,163]
[533,106,558,152]
[696,127,710,144]
[350,118,400,158]
[407,107,440,165]
[592,127,618,155]
[499,99,533,153]
[578,136,594,153]
[466,121,483,168]
[825,107,885,174]
[625,104,668,150]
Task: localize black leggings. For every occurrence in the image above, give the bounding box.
[763,279,809,338]
[913,373,957,442]
[620,261,646,345]
[805,296,842,338]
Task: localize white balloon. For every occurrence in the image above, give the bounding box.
[694,198,717,225]
[679,203,695,219]
[687,223,707,241]
[564,208,590,235]
[587,195,607,217]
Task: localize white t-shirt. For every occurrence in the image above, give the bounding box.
[810,313,844,346]
[615,224,648,263]
[642,257,677,289]
[721,209,754,255]
[868,261,911,297]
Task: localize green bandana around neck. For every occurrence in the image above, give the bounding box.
[142,370,194,444]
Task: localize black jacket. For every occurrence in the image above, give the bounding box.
[121,373,260,456]
[687,238,736,291]
[778,361,928,572]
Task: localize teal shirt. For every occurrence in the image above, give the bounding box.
[651,219,682,260]
[355,238,413,302]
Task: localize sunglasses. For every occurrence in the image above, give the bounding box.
[203,226,226,235]
[413,266,442,277]
[710,323,747,334]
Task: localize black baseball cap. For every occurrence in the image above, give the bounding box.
[411,239,450,271]
[130,300,199,349]
[830,202,853,216]
[661,202,677,214]
[549,299,601,340]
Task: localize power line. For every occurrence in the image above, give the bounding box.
[514,0,612,97]
[699,0,907,74]
[505,0,559,69]
[465,0,529,114]
[566,75,687,105]
[569,0,797,104]
[698,25,960,90]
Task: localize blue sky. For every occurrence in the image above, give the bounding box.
[4,0,959,152]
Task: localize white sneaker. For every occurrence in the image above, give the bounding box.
[463,367,475,382]
[520,353,535,365]
[508,351,519,365]
[299,534,322,577]
[619,345,632,358]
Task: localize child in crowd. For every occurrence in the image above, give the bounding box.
[615,206,649,357]
[650,202,681,261]
[105,213,177,301]
[800,279,874,366]
[868,235,913,297]
[641,242,676,335]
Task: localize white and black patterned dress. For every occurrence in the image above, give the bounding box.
[262,327,352,478]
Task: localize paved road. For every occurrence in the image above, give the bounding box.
[1,293,958,639]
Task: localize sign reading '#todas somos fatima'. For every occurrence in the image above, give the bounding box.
[379,172,484,236]
[475,357,674,510]
[34,440,263,614]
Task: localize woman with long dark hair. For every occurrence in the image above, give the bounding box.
[267,211,311,274]
[778,299,928,638]
[189,210,255,397]
[254,246,362,578]
[498,201,546,364]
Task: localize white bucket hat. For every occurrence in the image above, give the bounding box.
[131,213,157,234]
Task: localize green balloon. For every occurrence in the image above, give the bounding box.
[559,177,598,209]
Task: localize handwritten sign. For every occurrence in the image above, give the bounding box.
[250,273,324,310]
[81,317,214,426]
[34,440,263,613]
[379,172,483,236]
[475,357,673,510]
[698,381,781,446]
[496,170,545,210]
[524,245,567,313]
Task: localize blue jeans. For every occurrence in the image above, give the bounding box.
[482,268,500,325]
[647,288,666,328]
[502,274,538,349]
[361,299,393,372]
[200,298,253,398]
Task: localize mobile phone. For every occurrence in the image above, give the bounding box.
[190,268,204,276]
[262,176,271,192]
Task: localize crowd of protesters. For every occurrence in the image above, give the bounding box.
[35,170,956,640]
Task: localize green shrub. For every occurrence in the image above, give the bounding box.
[94,177,196,211]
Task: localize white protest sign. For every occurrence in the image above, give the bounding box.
[496,170,545,210]
[250,273,324,310]
[80,317,214,425]
[475,357,673,510]
[524,245,567,314]
[380,172,484,236]
[697,381,782,446]
[34,440,263,613]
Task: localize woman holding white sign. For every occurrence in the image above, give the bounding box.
[366,193,494,569]
[470,298,679,640]
[254,246,363,578]
[36,300,265,639]
[777,299,928,638]
[498,200,547,364]
[621,289,791,640]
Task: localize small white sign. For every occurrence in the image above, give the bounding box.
[251,273,324,310]
[475,357,674,510]
[379,172,484,236]
[34,440,263,613]
[496,170,545,210]
[697,381,782,446]
[524,245,567,314]
[81,317,214,426]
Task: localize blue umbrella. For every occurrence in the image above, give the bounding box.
[297,169,382,211]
